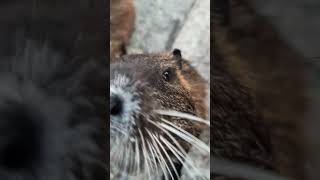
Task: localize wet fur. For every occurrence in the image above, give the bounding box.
[110,0,135,59]
[109,1,209,179]
[110,52,209,179]
[212,0,308,179]
[0,1,107,180]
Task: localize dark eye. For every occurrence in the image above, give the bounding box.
[162,69,171,81]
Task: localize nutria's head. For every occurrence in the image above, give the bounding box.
[110,49,209,179]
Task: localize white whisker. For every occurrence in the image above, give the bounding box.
[134,138,140,174]
[123,140,130,172]
[146,117,208,179]
[151,133,179,178]
[161,118,210,153]
[147,130,171,180]
[111,126,128,137]
[147,140,160,178]
[138,129,151,179]
[155,110,209,126]
[160,136,197,179]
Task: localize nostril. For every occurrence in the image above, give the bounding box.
[110,95,123,116]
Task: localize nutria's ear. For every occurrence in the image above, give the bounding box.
[213,0,230,26]
[172,48,182,70]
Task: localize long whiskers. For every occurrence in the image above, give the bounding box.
[147,118,205,179]
[111,109,209,179]
[161,118,209,153]
[138,129,152,179]
[144,110,209,179]
[147,129,173,180]
[155,110,210,126]
[151,132,180,178]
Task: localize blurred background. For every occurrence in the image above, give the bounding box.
[251,0,320,179]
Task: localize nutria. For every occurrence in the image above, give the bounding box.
[212,0,308,179]
[110,49,209,179]
[110,0,135,59]
[110,0,209,179]
[0,1,107,180]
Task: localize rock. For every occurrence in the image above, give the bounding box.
[127,0,196,54]
[172,0,210,82]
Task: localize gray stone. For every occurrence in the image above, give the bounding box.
[172,0,210,82]
[127,0,196,54]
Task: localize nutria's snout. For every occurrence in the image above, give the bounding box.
[109,71,156,134]
[110,94,123,116]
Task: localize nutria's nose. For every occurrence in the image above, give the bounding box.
[110,95,123,116]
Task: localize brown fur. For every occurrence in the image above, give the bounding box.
[110,0,135,59]
[110,51,209,178]
[212,0,308,179]
[112,52,208,119]
[109,0,207,120]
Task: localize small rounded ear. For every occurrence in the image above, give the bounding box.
[172,48,182,70]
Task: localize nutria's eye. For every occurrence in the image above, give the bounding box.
[162,69,172,82]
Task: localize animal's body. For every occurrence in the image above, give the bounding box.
[212,0,308,179]
[110,0,135,59]
[110,1,209,179]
